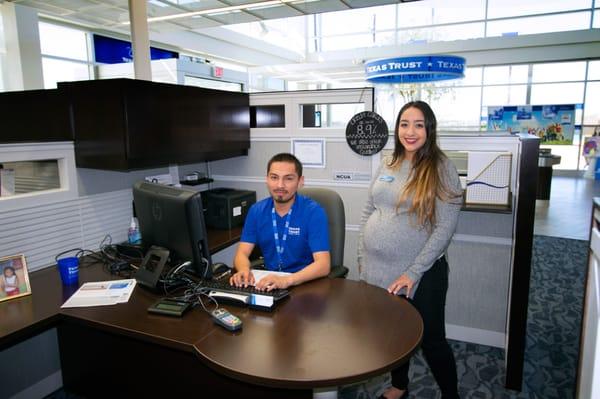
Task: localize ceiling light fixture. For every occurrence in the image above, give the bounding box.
[122,0,295,24]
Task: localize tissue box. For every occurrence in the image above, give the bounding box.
[465,152,512,205]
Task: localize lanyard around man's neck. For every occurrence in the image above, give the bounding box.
[271,199,295,272]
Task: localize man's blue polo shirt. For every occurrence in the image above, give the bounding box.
[240,194,330,273]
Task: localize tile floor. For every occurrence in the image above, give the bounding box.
[534,174,600,240]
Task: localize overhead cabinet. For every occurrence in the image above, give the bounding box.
[0,88,72,143]
[60,79,250,171]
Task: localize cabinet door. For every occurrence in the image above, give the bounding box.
[0,89,72,143]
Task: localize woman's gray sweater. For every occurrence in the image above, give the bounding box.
[358,155,462,295]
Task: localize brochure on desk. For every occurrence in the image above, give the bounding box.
[61,279,136,308]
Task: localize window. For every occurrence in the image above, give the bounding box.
[39,22,93,88]
[530,82,585,104]
[428,87,482,130]
[300,103,365,129]
[587,60,600,80]
[487,0,592,18]
[483,65,529,85]
[486,11,591,36]
[482,85,528,106]
[397,0,486,27]
[398,22,484,44]
[39,22,88,61]
[42,58,90,89]
[0,142,78,212]
[532,61,587,83]
[584,82,600,125]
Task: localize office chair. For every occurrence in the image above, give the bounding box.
[249,188,349,278]
[298,187,349,279]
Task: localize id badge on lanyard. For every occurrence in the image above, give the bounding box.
[271,205,293,272]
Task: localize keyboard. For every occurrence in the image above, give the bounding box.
[200,279,289,302]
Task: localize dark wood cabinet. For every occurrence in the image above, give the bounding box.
[59,79,250,171]
[0,88,72,143]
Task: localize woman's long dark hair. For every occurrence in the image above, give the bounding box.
[389,101,458,229]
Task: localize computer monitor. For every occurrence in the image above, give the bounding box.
[132,181,212,279]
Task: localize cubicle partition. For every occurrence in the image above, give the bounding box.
[210,89,539,390]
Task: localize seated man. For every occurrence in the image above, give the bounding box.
[230,153,331,291]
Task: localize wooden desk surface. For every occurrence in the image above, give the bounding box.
[1,260,422,390]
[207,226,243,253]
[196,278,423,388]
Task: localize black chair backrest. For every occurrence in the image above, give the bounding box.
[299,187,345,268]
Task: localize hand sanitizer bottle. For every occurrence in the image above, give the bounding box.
[128,217,141,244]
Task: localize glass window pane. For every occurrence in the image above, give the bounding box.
[322,33,374,51]
[486,12,591,36]
[321,5,396,36]
[39,22,88,61]
[225,16,306,56]
[300,103,365,128]
[532,61,587,82]
[427,87,482,129]
[482,85,527,106]
[42,58,90,89]
[530,82,585,104]
[595,10,600,28]
[588,60,600,80]
[540,144,581,170]
[397,0,486,27]
[484,65,529,84]
[398,22,484,44]
[434,67,482,87]
[584,82,600,125]
[1,160,60,197]
[487,0,592,18]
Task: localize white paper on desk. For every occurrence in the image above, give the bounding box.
[251,270,291,285]
[61,279,136,308]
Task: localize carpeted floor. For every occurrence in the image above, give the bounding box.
[339,235,589,399]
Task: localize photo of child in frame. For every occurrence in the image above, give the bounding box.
[0,254,32,302]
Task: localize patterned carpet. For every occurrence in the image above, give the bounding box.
[339,235,588,399]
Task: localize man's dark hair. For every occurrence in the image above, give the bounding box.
[267,153,303,177]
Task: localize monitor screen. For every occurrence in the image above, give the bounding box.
[132,181,212,279]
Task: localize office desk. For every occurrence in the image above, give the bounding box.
[2,260,422,398]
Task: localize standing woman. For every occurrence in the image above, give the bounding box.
[358,101,463,399]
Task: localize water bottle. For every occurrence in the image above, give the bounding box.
[128,217,141,244]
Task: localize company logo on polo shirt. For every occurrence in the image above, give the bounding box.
[288,227,301,236]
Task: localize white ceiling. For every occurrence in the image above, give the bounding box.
[9,0,413,34]
[7,0,421,85]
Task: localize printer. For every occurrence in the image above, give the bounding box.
[202,188,256,230]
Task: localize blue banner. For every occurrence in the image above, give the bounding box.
[365,55,466,83]
[93,34,178,64]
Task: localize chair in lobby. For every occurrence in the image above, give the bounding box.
[250,187,349,278]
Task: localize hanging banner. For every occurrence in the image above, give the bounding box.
[345,111,389,156]
[487,104,578,145]
[365,55,465,83]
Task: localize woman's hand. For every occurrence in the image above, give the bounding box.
[387,274,415,297]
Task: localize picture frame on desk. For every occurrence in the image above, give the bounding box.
[0,254,32,302]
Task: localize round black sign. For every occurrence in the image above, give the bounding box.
[345,111,389,156]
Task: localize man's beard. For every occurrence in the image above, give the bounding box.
[273,192,294,203]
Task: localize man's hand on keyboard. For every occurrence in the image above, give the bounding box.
[229,269,255,288]
[255,274,292,292]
